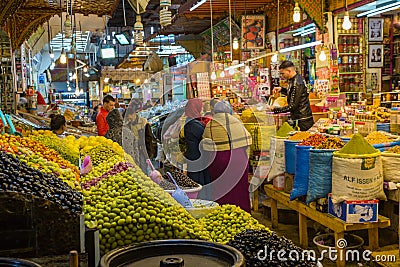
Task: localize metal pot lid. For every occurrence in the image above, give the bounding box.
[100,239,245,267]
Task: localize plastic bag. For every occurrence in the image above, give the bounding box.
[306,149,336,204]
[290,145,312,201]
[267,136,286,181]
[80,155,93,175]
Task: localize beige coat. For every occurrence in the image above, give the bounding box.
[202,113,252,151]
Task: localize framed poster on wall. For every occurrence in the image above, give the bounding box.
[368,44,384,68]
[368,18,384,42]
[241,15,266,49]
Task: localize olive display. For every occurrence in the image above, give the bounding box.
[199,205,268,244]
[81,162,135,190]
[0,151,82,213]
[86,145,116,166]
[228,230,318,267]
[83,166,211,255]
[160,172,200,190]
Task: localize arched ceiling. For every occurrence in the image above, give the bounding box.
[0,0,119,50]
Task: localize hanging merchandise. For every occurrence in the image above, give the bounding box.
[160,0,172,27]
[134,15,144,46]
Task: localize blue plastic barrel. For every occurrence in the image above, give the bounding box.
[284,140,300,175]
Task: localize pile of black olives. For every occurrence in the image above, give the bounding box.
[0,152,82,213]
[228,230,318,267]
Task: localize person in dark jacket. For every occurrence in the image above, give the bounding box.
[184,98,211,186]
[104,109,123,145]
[272,61,314,131]
[91,105,101,122]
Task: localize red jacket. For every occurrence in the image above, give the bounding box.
[96,107,109,136]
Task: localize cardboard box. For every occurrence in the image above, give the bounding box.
[284,172,294,194]
[273,175,285,190]
[328,194,378,223]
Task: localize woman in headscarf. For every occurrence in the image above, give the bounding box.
[184,98,211,186]
[104,109,123,145]
[202,101,252,212]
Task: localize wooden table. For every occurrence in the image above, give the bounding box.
[265,184,390,267]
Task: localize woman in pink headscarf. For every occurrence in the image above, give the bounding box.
[184,98,211,186]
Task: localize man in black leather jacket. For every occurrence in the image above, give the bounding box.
[272,61,314,131]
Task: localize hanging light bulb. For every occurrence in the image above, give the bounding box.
[83,66,88,72]
[50,62,55,70]
[342,11,352,30]
[229,68,235,75]
[144,79,149,83]
[67,86,72,91]
[271,53,278,63]
[244,65,251,74]
[80,88,84,94]
[233,37,239,50]
[135,78,141,84]
[211,71,217,80]
[220,70,225,78]
[293,2,301,23]
[319,49,327,61]
[49,51,55,59]
[60,49,67,64]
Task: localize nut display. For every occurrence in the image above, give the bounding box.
[365,131,391,145]
[288,132,312,141]
[298,134,327,147]
[315,137,345,149]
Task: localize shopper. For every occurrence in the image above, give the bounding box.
[143,99,153,110]
[91,105,101,122]
[123,102,157,172]
[272,60,314,131]
[96,95,115,136]
[50,114,67,137]
[184,98,211,186]
[202,101,252,212]
[104,109,123,145]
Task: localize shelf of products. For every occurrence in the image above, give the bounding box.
[336,17,364,97]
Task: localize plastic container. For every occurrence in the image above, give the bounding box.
[284,140,300,174]
[100,239,245,267]
[0,258,42,266]
[165,185,202,199]
[184,199,219,219]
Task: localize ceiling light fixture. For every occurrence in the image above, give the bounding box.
[244,65,251,74]
[271,52,278,63]
[366,3,400,17]
[293,2,301,23]
[190,0,207,11]
[280,41,322,53]
[342,12,352,30]
[319,47,327,61]
[342,11,352,31]
[357,1,400,17]
[233,38,239,50]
